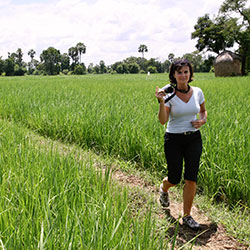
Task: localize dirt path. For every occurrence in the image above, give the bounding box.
[112,169,249,250]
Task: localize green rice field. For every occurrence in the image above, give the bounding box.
[0,73,249,248]
[0,74,249,207]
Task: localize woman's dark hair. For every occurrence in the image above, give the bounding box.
[169,58,194,84]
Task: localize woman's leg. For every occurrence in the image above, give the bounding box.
[183,180,196,216]
[164,133,183,190]
[160,178,176,207]
[182,179,200,229]
[161,132,183,207]
[162,177,176,192]
[182,132,202,216]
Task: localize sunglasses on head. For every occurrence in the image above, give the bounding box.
[173,59,189,66]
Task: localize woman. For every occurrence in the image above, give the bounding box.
[155,59,207,229]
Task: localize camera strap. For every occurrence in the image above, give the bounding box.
[164,92,176,103]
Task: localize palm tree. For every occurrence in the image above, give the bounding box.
[28,49,36,61]
[27,49,36,74]
[68,46,79,64]
[168,53,175,63]
[76,42,86,63]
[16,48,23,66]
[138,44,148,58]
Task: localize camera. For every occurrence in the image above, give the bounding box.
[159,84,176,103]
[162,84,175,93]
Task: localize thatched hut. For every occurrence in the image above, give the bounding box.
[214,51,241,77]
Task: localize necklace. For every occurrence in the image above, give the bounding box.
[176,85,190,94]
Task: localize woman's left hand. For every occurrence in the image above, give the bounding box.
[191,119,206,129]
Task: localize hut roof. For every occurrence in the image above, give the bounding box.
[215,50,241,64]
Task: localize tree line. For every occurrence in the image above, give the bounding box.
[0,0,249,76]
[0,44,215,76]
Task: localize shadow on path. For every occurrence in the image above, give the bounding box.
[164,209,218,248]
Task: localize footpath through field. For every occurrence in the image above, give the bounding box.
[112,170,249,250]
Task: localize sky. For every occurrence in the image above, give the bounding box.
[0,0,227,66]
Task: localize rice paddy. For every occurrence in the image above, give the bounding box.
[0,73,249,248]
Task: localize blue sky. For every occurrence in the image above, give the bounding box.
[0,0,227,65]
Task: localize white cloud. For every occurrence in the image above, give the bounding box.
[0,0,225,65]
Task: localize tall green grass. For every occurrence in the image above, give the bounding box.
[0,74,249,206]
[0,120,166,249]
[200,75,249,206]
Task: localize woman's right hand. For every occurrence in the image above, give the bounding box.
[155,86,166,103]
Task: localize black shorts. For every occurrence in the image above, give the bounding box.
[164,130,202,184]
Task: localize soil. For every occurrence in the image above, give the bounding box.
[112,169,249,250]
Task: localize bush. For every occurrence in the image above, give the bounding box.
[62,69,69,75]
[32,70,40,75]
[116,63,128,74]
[128,63,140,74]
[14,65,27,76]
[210,66,215,73]
[147,66,157,74]
[73,65,86,75]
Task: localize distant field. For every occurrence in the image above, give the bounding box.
[0,73,249,207]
